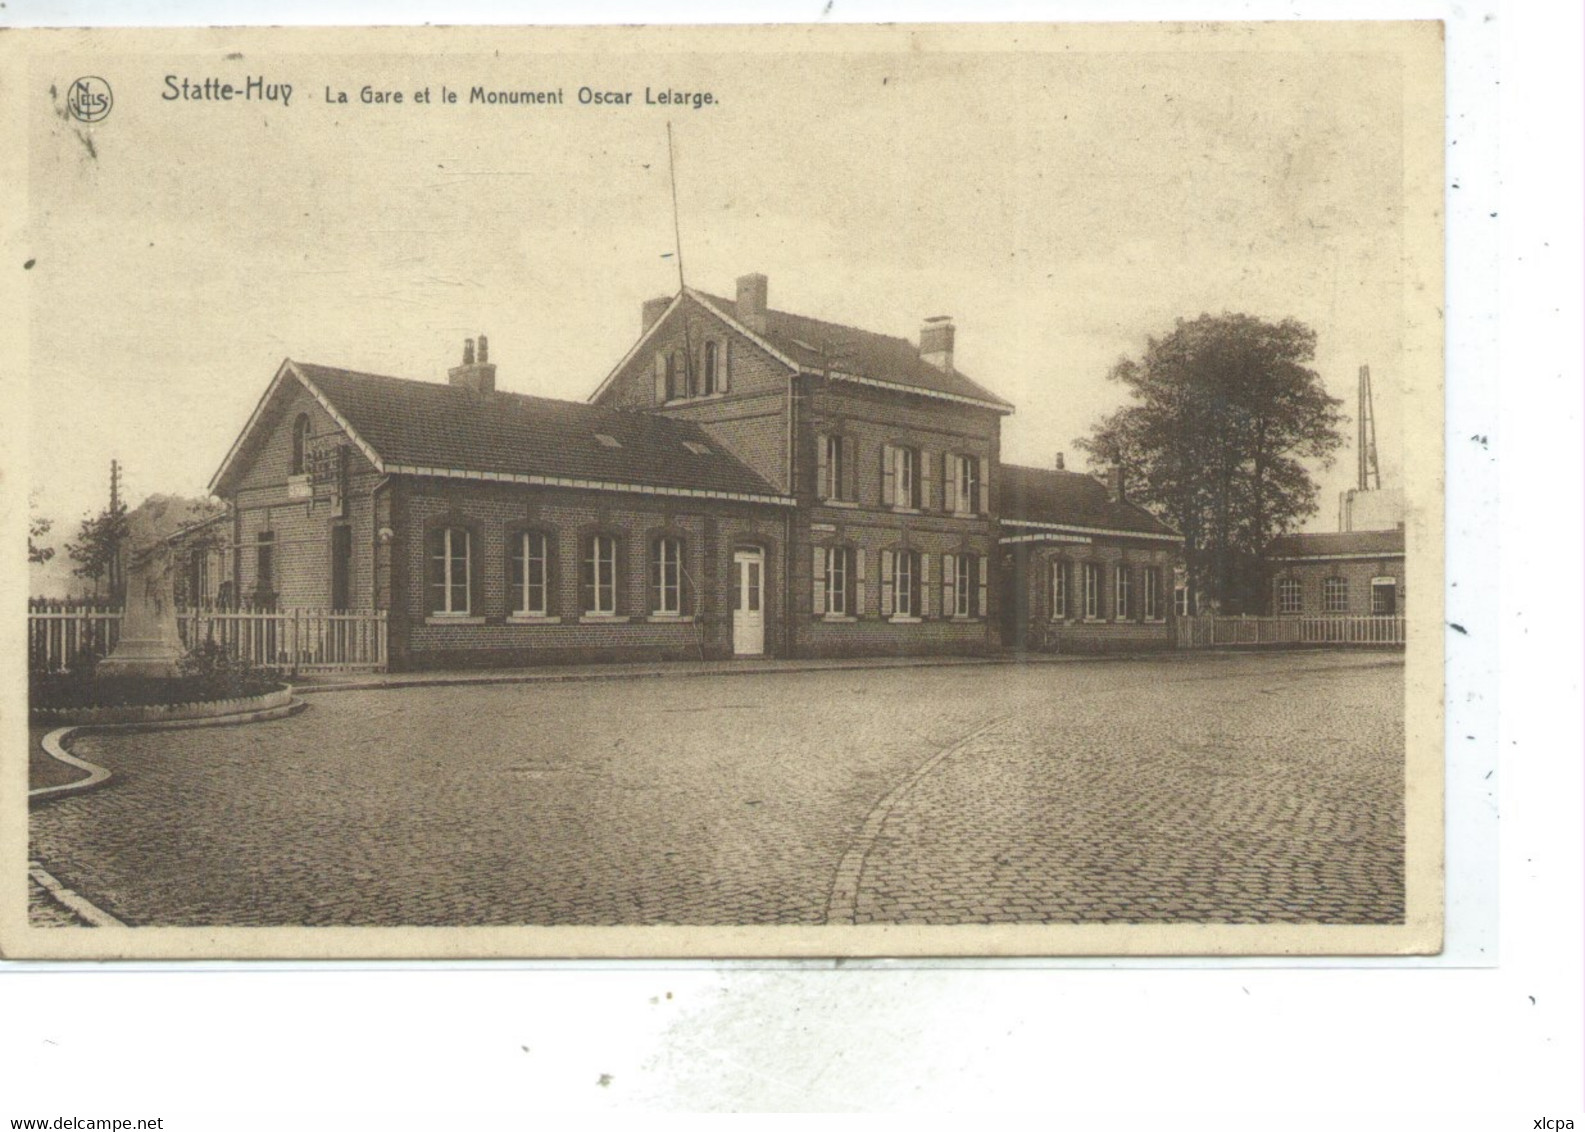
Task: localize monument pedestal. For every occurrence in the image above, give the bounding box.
[99,542,183,678]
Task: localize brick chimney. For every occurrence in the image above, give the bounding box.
[920,316,955,372]
[1108,465,1126,503]
[642,295,672,334]
[448,334,496,394]
[736,273,768,334]
[1055,452,1066,471]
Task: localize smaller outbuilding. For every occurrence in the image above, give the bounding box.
[1265,527,1406,617]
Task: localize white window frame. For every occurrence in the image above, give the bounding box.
[653,536,683,615]
[895,446,918,509]
[1083,562,1101,621]
[1175,583,1189,618]
[431,527,471,616]
[584,534,618,615]
[510,531,549,617]
[702,341,718,396]
[825,546,850,616]
[1143,566,1162,621]
[952,554,973,618]
[957,454,980,515]
[1323,576,1348,614]
[1277,577,1302,616]
[892,549,917,618]
[1114,564,1132,621]
[1050,559,1067,620]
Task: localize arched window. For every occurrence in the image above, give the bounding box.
[290,414,310,476]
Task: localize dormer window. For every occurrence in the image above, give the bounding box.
[594,433,622,448]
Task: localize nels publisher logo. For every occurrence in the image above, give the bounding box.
[66,76,113,123]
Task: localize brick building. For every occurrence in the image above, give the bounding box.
[1265,528,1406,617]
[208,273,1183,669]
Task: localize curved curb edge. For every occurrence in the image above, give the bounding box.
[28,861,128,928]
[824,714,1012,926]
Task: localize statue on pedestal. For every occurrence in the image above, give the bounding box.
[99,538,184,678]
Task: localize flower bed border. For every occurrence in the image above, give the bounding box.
[29,684,293,726]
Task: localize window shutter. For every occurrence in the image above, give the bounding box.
[920,451,934,510]
[842,435,857,501]
[812,546,826,616]
[881,445,896,507]
[880,551,895,616]
[855,548,867,616]
[920,553,932,617]
[977,555,989,620]
[943,553,957,618]
[944,454,959,513]
[816,433,830,500]
[978,468,990,517]
[719,339,730,394]
[653,352,668,404]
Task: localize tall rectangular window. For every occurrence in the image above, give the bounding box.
[1114,565,1132,620]
[1277,577,1302,615]
[652,537,683,615]
[702,341,718,396]
[821,434,844,501]
[1323,576,1348,614]
[510,532,549,616]
[951,554,978,618]
[1083,562,1101,620]
[958,455,981,515]
[1371,580,1397,615]
[824,546,850,616]
[891,550,918,617]
[582,534,618,615]
[1175,583,1189,618]
[1050,560,1067,619]
[255,532,275,597]
[884,445,920,508]
[1143,566,1161,621]
[429,527,471,615]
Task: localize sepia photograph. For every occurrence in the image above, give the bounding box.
[5,21,1444,959]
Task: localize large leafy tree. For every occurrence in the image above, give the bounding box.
[1078,313,1345,613]
[67,502,130,602]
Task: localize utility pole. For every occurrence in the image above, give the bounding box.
[108,459,126,605]
[1357,364,1381,492]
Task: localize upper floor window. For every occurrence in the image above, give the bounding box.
[1114,565,1132,620]
[1323,576,1348,614]
[429,527,471,615]
[945,453,984,515]
[702,341,719,396]
[818,433,853,502]
[290,414,310,476]
[1050,559,1068,620]
[510,531,550,617]
[652,536,685,615]
[582,534,619,615]
[957,455,981,514]
[1277,577,1302,615]
[1083,562,1102,620]
[883,443,920,509]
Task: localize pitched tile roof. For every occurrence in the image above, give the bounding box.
[998,464,1180,539]
[294,363,786,500]
[690,291,1015,410]
[1266,528,1405,559]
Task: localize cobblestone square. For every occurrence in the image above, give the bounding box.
[29,652,1404,927]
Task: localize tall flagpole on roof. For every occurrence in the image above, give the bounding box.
[667,120,696,395]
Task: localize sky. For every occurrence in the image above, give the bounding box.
[24,24,1422,546]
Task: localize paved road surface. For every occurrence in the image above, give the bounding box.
[29,652,1404,926]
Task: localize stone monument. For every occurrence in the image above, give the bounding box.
[98,539,183,678]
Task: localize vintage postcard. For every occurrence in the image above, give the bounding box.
[1,21,1444,959]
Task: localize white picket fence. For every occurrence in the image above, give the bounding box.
[1176,614,1406,649]
[28,601,388,673]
